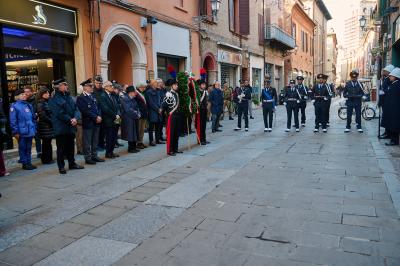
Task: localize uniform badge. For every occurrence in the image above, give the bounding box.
[10,107,14,112]
[88,104,91,108]
[25,108,30,113]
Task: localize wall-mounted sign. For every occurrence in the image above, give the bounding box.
[217,50,242,65]
[0,0,77,36]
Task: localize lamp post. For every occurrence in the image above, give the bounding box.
[193,0,221,23]
[359,15,367,31]
[211,0,221,20]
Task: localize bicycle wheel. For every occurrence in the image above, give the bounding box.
[338,107,347,120]
[362,107,376,120]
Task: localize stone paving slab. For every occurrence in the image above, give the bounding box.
[145,168,235,208]
[34,236,136,266]
[90,205,184,244]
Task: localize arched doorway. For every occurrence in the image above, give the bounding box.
[100,24,147,84]
[203,53,216,84]
[108,36,132,84]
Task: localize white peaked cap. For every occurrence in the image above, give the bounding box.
[389,68,400,79]
[383,64,395,73]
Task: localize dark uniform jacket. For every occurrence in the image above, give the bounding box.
[98,91,120,128]
[145,87,162,123]
[296,84,309,101]
[36,99,54,139]
[199,90,209,110]
[162,90,179,114]
[311,84,330,102]
[233,86,252,105]
[121,95,141,142]
[343,81,364,102]
[49,90,80,136]
[379,76,390,107]
[382,80,400,132]
[208,88,224,114]
[284,87,301,103]
[76,92,101,130]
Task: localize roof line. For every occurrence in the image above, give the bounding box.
[316,0,332,20]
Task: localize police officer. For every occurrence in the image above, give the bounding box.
[284,80,301,132]
[296,76,309,127]
[260,79,277,132]
[234,81,252,131]
[49,78,84,174]
[76,78,105,165]
[311,74,331,133]
[344,70,366,133]
[197,79,210,145]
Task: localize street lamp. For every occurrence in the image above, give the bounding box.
[359,16,367,31]
[193,0,221,24]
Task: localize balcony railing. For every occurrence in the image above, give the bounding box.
[265,24,296,50]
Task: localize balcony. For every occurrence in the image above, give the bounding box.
[265,24,296,51]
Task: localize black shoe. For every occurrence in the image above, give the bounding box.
[42,160,55,165]
[215,129,222,132]
[149,142,156,146]
[201,142,207,145]
[174,150,183,154]
[116,142,124,147]
[168,152,176,156]
[59,168,67,174]
[92,157,105,162]
[85,159,96,165]
[111,153,119,158]
[379,134,390,139]
[229,117,234,120]
[156,141,166,144]
[69,164,84,170]
[385,141,399,146]
[205,141,210,144]
[22,164,36,170]
[105,153,114,159]
[250,116,254,119]
[128,149,140,153]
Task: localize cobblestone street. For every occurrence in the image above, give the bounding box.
[1,100,400,266]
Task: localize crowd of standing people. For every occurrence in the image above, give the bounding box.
[0,64,399,178]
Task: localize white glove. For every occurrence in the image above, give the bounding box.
[297,100,300,103]
[324,97,328,101]
[379,91,385,95]
[362,95,367,100]
[311,100,315,103]
[304,96,308,100]
[283,102,287,106]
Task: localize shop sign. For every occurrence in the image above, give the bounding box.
[217,50,242,65]
[0,0,77,36]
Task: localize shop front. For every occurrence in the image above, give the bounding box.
[217,49,242,88]
[0,0,78,106]
[250,55,264,98]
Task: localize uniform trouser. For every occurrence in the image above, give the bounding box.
[223,100,232,118]
[299,101,307,124]
[41,138,53,164]
[138,119,147,144]
[286,103,299,129]
[76,124,83,153]
[18,136,33,165]
[326,99,332,124]
[83,126,100,161]
[237,103,249,128]
[0,151,6,176]
[55,134,75,169]
[168,113,180,152]
[104,126,117,155]
[262,104,274,128]
[97,124,105,149]
[200,109,207,142]
[211,113,221,131]
[148,122,161,143]
[314,101,328,129]
[346,100,362,129]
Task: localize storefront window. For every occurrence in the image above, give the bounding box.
[157,54,182,82]
[2,26,76,101]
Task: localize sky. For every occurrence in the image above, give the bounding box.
[324,0,360,45]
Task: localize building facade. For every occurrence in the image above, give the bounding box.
[378,0,400,67]
[284,0,315,87]
[303,0,332,80]
[0,0,201,110]
[326,29,338,84]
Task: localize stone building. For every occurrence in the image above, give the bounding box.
[326,29,338,84]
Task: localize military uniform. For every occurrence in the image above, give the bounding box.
[343,71,365,133]
[284,80,301,131]
[295,76,309,126]
[222,85,233,120]
[234,86,252,131]
[311,74,331,132]
[76,79,104,164]
[163,79,181,156]
[196,79,209,145]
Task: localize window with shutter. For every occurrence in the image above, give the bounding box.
[239,0,250,35]
[229,0,235,31]
[258,14,264,45]
[199,0,206,16]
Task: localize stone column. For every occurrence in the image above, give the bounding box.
[132,63,147,85]
[100,60,110,81]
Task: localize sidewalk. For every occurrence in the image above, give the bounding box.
[0,100,399,266]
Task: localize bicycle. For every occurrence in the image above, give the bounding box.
[337,100,376,121]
